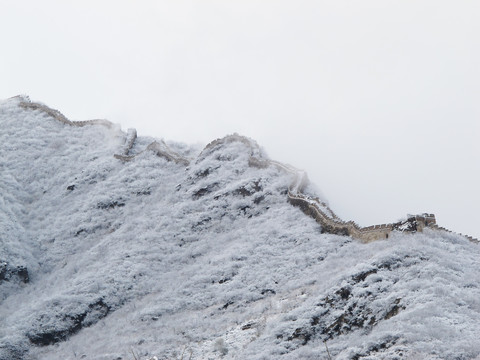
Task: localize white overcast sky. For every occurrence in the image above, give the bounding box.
[1,1,479,239]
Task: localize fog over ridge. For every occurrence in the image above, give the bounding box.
[1,0,478,238]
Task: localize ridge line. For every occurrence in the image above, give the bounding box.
[13,101,476,244]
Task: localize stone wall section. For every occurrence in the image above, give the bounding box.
[429,225,478,244]
[123,128,137,156]
[242,135,477,243]
[145,141,190,166]
[13,99,477,244]
[18,99,114,129]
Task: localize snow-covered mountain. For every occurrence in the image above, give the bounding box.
[1,96,480,360]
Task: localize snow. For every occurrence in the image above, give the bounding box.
[1,96,480,360]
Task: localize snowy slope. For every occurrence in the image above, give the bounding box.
[1,96,480,360]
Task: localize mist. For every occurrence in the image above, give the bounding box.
[1,0,479,238]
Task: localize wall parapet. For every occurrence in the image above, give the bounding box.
[18,100,115,129]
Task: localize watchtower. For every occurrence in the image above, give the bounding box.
[412,213,436,232]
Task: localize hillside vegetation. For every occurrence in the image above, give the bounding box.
[1,96,480,360]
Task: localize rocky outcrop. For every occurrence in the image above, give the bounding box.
[26,299,111,346]
[0,261,29,284]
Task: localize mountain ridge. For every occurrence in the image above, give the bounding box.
[1,96,480,359]
[10,95,478,244]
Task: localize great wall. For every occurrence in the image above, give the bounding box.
[13,96,478,244]
[202,135,469,243]
[18,98,115,129]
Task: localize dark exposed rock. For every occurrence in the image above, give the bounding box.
[27,299,111,346]
[192,183,219,199]
[384,299,404,320]
[66,184,75,191]
[215,154,235,162]
[238,205,251,216]
[221,301,234,310]
[232,180,262,197]
[0,262,7,282]
[288,327,312,345]
[13,266,29,283]
[195,167,219,179]
[253,195,265,204]
[97,200,125,210]
[233,187,254,197]
[241,323,255,330]
[216,272,237,284]
[335,287,351,300]
[75,229,86,236]
[392,217,417,232]
[192,217,212,231]
[0,261,29,284]
[261,289,276,296]
[351,335,399,359]
[375,256,410,271]
[0,343,26,360]
[352,269,378,283]
[74,223,111,237]
[286,259,411,346]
